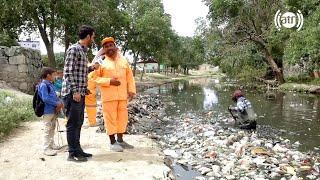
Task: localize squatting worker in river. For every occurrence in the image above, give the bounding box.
[228,90,257,130]
[61,25,96,162]
[93,37,136,152]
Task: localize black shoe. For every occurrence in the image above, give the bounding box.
[67,154,88,162]
[80,151,93,158]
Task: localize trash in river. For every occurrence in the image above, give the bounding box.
[154,110,320,179]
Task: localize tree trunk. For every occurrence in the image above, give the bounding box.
[251,36,285,84]
[140,63,146,81]
[132,52,139,77]
[40,29,55,67]
[33,8,56,67]
[46,45,55,67]
[64,26,71,59]
[262,48,285,84]
[48,0,56,68]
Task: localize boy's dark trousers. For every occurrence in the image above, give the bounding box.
[63,94,85,155]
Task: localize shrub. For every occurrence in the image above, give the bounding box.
[285,75,313,83]
[0,90,36,139]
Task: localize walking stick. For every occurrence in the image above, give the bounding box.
[56,118,64,147]
[228,107,237,122]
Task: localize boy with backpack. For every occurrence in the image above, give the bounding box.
[36,67,64,156]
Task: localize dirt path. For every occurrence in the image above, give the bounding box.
[0,118,170,180]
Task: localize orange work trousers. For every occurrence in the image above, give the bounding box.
[85,93,97,126]
[102,100,128,135]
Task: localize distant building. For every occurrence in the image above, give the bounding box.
[198,63,219,72]
[18,39,40,51]
[136,59,161,73]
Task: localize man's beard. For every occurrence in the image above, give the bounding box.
[107,49,116,56]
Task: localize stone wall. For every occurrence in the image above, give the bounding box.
[0,46,43,94]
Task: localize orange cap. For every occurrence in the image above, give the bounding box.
[101,37,115,46]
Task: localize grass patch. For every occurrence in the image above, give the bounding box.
[285,75,320,85]
[279,83,320,93]
[309,78,320,85]
[0,89,36,139]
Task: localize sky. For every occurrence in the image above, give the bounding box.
[162,0,209,37]
[35,0,209,55]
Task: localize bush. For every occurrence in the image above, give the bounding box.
[310,78,320,85]
[236,65,265,81]
[0,90,36,139]
[285,75,313,83]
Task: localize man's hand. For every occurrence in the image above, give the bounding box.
[128,92,135,102]
[110,78,121,86]
[93,63,100,70]
[228,105,235,111]
[88,63,100,73]
[85,89,91,95]
[73,92,81,102]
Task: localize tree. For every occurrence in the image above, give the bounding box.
[19,0,65,67]
[204,0,286,83]
[120,0,173,76]
[284,0,320,74]
[0,0,25,46]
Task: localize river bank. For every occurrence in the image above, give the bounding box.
[279,83,320,94]
[127,92,320,179]
[135,71,224,91]
[136,72,320,96]
[134,77,320,179]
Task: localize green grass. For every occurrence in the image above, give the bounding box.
[285,75,320,85]
[309,78,320,85]
[0,89,36,139]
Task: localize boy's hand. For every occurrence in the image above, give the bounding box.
[56,102,64,112]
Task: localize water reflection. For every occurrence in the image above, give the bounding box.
[178,82,184,91]
[203,87,218,110]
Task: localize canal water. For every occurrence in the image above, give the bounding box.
[144,78,320,152]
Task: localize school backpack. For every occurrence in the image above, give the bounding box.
[32,83,50,117]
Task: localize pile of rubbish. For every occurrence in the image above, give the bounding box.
[94,94,166,134]
[158,113,320,179]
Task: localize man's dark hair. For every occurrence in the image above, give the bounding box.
[78,25,95,39]
[41,67,56,79]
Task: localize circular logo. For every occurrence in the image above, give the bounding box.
[281,12,296,28]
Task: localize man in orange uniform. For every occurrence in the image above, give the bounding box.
[85,71,98,126]
[94,37,136,152]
